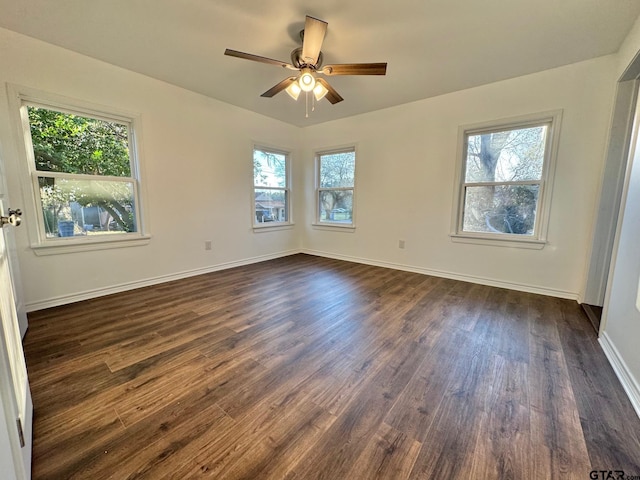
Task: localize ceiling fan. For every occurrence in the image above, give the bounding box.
[224,15,387,105]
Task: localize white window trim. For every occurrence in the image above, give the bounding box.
[313,146,357,229]
[252,145,293,231]
[450,110,563,249]
[6,84,150,255]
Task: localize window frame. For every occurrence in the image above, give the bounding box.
[252,145,292,231]
[314,146,357,229]
[450,110,562,249]
[8,85,150,255]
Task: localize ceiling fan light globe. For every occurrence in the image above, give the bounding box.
[285,82,302,100]
[313,82,328,101]
[299,68,316,92]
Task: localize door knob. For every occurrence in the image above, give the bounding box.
[1,208,22,227]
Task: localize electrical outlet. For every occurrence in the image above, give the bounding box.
[398,240,405,249]
[204,240,212,251]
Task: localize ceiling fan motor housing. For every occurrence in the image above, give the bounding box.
[291,47,323,69]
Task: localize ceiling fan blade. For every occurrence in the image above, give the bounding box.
[321,63,387,76]
[260,77,297,98]
[316,78,343,104]
[225,49,296,70]
[301,16,328,65]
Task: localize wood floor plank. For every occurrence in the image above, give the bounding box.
[159,395,329,479]
[59,396,232,479]
[528,296,592,479]
[32,343,243,439]
[106,403,234,480]
[461,354,531,479]
[406,328,496,479]
[215,400,336,480]
[554,299,640,473]
[22,254,640,479]
[383,328,469,442]
[289,340,430,480]
[214,326,351,421]
[345,423,422,480]
[32,407,125,479]
[104,319,235,372]
[114,354,220,427]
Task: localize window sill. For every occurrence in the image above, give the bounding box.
[311,222,356,232]
[252,222,294,233]
[450,233,546,250]
[31,234,151,256]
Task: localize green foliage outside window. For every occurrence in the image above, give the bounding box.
[28,106,136,235]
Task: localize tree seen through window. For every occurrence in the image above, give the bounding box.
[27,106,138,238]
[462,125,548,235]
[317,150,355,224]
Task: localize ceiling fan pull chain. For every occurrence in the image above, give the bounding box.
[306,91,309,118]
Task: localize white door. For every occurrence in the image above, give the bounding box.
[0,205,32,477]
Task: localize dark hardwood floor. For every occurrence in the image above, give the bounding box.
[581,304,603,333]
[24,254,640,479]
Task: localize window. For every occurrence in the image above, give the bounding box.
[451,111,561,248]
[15,94,147,252]
[253,147,290,227]
[316,148,356,227]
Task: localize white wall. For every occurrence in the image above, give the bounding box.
[600,15,640,417]
[0,26,624,307]
[0,28,301,309]
[300,56,617,299]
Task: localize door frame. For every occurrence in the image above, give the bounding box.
[582,80,638,307]
[583,51,640,312]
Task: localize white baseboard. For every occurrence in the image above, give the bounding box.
[599,332,640,419]
[25,249,299,312]
[301,249,580,300]
[26,247,581,312]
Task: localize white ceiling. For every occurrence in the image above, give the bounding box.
[1,0,639,127]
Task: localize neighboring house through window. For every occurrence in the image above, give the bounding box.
[451,111,562,248]
[253,147,290,227]
[316,147,356,227]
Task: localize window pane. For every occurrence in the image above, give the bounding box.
[462,185,539,235]
[465,125,547,183]
[254,150,286,188]
[254,188,288,223]
[319,190,353,223]
[38,176,136,238]
[27,106,131,176]
[320,151,355,188]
